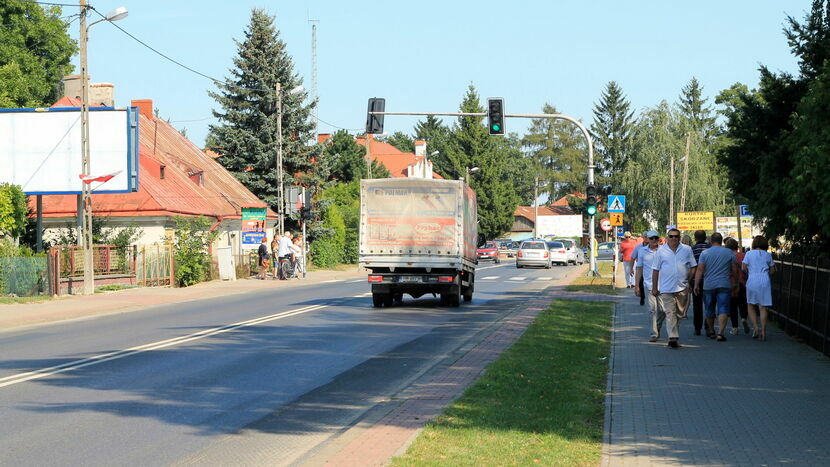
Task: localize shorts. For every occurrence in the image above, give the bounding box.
[703,287,731,318]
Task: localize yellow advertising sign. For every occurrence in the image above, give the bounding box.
[676,211,714,231]
[610,212,623,226]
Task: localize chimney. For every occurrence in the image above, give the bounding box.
[414,140,427,157]
[61,74,83,99]
[131,99,153,119]
[90,82,115,107]
[317,133,331,144]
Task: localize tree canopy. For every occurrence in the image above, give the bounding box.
[591,81,635,188]
[0,0,76,107]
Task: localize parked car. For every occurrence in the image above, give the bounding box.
[552,238,584,265]
[476,241,501,263]
[498,240,517,257]
[545,241,569,265]
[516,240,551,268]
[596,242,617,261]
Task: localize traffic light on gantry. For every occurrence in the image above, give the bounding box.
[585,184,598,216]
[366,98,385,134]
[487,98,505,136]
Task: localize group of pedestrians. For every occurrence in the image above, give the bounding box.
[631,229,776,348]
[258,230,305,280]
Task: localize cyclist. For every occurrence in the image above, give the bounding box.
[277,231,294,280]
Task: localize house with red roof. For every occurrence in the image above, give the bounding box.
[317,133,443,179]
[31,80,277,255]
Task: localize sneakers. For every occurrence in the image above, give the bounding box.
[648,336,659,342]
[730,328,739,336]
[694,329,702,336]
[716,334,728,342]
[668,339,680,348]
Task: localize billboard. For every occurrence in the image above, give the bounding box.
[676,211,714,231]
[0,107,139,194]
[241,207,267,250]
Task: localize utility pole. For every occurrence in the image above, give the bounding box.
[669,154,675,229]
[679,132,691,213]
[79,0,94,295]
[533,176,539,238]
[365,134,372,179]
[276,82,284,235]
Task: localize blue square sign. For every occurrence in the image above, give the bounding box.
[739,205,751,217]
[608,195,626,213]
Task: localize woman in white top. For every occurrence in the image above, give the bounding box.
[290,236,304,278]
[742,236,776,341]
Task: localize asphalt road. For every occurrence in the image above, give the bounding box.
[0,260,577,466]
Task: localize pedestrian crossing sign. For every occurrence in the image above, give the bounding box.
[608,195,626,213]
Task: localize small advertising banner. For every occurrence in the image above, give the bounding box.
[241,207,267,250]
[676,211,714,231]
[716,216,756,247]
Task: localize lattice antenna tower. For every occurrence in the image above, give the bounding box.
[308,12,320,139]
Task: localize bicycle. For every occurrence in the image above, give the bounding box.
[278,255,298,280]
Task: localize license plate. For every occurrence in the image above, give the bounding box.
[399,276,421,283]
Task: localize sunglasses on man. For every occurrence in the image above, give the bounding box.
[649,236,659,240]
[667,234,680,238]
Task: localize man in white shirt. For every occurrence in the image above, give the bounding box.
[634,230,663,342]
[277,231,293,279]
[652,228,697,348]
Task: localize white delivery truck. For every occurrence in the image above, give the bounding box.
[359,178,478,307]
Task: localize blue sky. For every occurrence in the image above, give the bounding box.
[71,0,811,147]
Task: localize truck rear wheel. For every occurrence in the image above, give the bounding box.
[383,293,394,307]
[463,289,473,302]
[372,293,383,308]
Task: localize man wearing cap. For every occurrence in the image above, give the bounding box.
[652,228,697,348]
[619,231,638,288]
[634,230,664,341]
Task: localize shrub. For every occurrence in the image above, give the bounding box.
[173,216,218,287]
[311,203,346,268]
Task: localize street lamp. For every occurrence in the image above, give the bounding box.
[461,166,479,182]
[79,2,128,294]
[276,83,304,234]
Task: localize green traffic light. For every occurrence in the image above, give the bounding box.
[587,206,597,215]
[492,124,500,132]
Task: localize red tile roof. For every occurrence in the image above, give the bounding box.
[552,192,583,207]
[514,205,576,222]
[354,135,443,179]
[30,99,276,221]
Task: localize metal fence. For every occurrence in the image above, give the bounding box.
[771,253,830,356]
[0,256,49,296]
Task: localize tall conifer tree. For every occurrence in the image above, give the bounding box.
[590,81,635,186]
[207,8,316,211]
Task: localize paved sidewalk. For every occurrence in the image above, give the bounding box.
[0,267,366,332]
[603,292,830,466]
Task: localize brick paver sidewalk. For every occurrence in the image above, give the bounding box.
[603,293,830,466]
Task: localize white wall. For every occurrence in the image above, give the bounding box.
[535,215,582,238]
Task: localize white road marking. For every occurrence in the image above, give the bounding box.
[480,276,499,280]
[321,279,342,283]
[508,277,527,281]
[536,277,553,281]
[352,292,372,297]
[347,279,364,283]
[0,304,328,389]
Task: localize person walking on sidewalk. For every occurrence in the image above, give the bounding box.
[257,237,271,280]
[690,230,710,336]
[619,232,638,288]
[652,228,697,348]
[743,236,776,341]
[277,231,294,280]
[634,230,664,342]
[725,237,750,335]
[631,233,649,306]
[693,232,739,341]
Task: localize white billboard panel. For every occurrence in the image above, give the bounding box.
[0,107,139,194]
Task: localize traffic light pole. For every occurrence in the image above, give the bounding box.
[369,110,598,276]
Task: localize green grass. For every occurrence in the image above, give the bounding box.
[393,299,612,466]
[95,284,138,293]
[565,261,618,295]
[0,295,55,304]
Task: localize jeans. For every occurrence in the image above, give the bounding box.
[690,277,704,332]
[703,287,732,318]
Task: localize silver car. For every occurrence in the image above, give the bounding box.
[552,238,585,265]
[516,240,552,269]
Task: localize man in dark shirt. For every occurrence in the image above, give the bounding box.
[690,230,710,335]
[257,237,270,280]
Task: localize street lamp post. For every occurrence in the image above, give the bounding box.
[275,82,304,234]
[79,2,128,295]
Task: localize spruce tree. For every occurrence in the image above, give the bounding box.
[207,8,316,212]
[379,131,414,153]
[678,77,717,140]
[414,115,450,143]
[590,81,635,186]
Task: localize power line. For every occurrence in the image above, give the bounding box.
[13,0,78,6]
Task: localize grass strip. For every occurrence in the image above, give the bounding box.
[565,261,617,295]
[393,299,612,466]
[0,295,55,305]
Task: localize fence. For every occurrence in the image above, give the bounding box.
[770,253,830,357]
[0,256,49,296]
[136,244,174,286]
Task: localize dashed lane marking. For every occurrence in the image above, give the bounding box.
[481,276,499,280]
[508,277,527,281]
